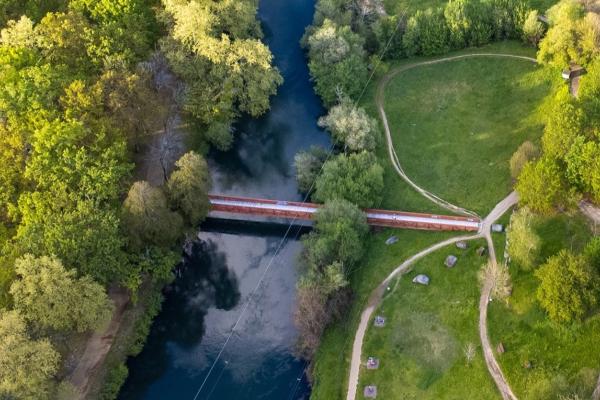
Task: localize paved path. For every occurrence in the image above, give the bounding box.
[347,54,535,400]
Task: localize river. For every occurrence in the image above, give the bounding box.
[118,0,330,399]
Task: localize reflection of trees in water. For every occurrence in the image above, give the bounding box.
[120,239,239,399]
[166,239,240,348]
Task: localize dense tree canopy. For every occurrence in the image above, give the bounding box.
[159,0,282,124]
[0,310,60,399]
[10,255,113,332]
[317,97,380,152]
[537,0,600,67]
[313,151,384,208]
[294,146,329,194]
[306,18,368,106]
[167,151,211,226]
[536,249,599,323]
[122,181,184,250]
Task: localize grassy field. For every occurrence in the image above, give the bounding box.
[358,238,500,399]
[383,0,558,14]
[310,228,459,400]
[489,212,600,399]
[380,48,556,215]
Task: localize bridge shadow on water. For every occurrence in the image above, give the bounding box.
[201,217,312,239]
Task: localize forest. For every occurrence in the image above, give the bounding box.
[0,0,281,398]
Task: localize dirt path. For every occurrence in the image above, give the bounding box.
[68,289,130,400]
[345,193,517,400]
[376,53,536,218]
[346,53,536,400]
[345,233,481,400]
[478,192,519,400]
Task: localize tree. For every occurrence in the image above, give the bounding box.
[536,249,599,323]
[565,137,600,203]
[522,10,544,46]
[303,198,368,269]
[166,151,211,226]
[479,260,512,301]
[16,188,129,285]
[294,146,328,194]
[317,97,380,152]
[10,255,113,332]
[122,181,183,249]
[294,283,328,359]
[444,0,492,48]
[510,141,540,179]
[516,156,570,214]
[507,207,541,270]
[403,8,450,56]
[307,19,368,106]
[372,14,406,60]
[0,310,60,400]
[537,0,598,67]
[159,0,282,123]
[313,151,384,208]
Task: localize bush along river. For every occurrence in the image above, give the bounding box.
[118,0,330,398]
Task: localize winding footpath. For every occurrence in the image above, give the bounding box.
[347,53,536,400]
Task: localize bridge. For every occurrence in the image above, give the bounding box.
[208,195,481,232]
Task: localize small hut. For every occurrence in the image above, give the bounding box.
[366,357,380,370]
[445,255,458,268]
[364,386,377,398]
[374,316,385,327]
[412,274,430,285]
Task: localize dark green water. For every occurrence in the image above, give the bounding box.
[119,0,330,399]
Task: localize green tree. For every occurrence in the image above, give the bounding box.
[166,151,211,226]
[122,181,183,249]
[516,156,570,214]
[317,97,380,152]
[522,10,544,46]
[535,249,599,323]
[0,310,60,400]
[16,188,129,285]
[313,151,384,208]
[294,146,328,194]
[537,0,598,67]
[510,140,540,179]
[372,14,406,60]
[444,0,492,48]
[403,8,450,56]
[303,198,368,269]
[307,19,368,106]
[10,254,113,332]
[507,207,540,269]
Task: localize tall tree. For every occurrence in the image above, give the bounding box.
[10,255,113,332]
[0,310,59,400]
[516,156,570,214]
[313,151,384,208]
[306,18,368,106]
[294,146,328,194]
[536,249,599,323]
[122,181,183,249]
[166,151,211,226]
[317,97,380,152]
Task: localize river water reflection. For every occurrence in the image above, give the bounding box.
[119,0,330,398]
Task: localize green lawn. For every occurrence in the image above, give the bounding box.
[359,238,500,399]
[310,228,459,400]
[489,212,600,400]
[383,0,558,14]
[380,48,556,215]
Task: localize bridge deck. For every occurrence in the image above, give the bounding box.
[208,195,480,232]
